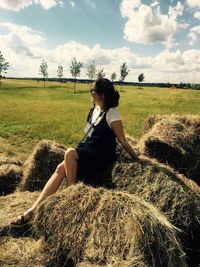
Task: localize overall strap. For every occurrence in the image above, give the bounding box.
[86,107,95,123]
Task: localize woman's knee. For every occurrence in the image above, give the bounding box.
[64,148,78,161]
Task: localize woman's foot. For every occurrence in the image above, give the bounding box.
[10,208,33,228]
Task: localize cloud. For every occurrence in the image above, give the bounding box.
[187,0,200,9]
[0,0,63,11]
[151,1,159,8]
[188,25,200,45]
[194,11,200,20]
[120,1,185,48]
[0,0,33,11]
[1,21,200,83]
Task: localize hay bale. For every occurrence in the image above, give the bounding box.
[77,256,146,267]
[0,156,23,166]
[18,140,66,192]
[112,157,200,266]
[139,118,200,185]
[143,114,200,134]
[0,164,22,196]
[0,237,44,267]
[34,183,186,267]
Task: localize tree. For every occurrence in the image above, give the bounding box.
[96,68,105,79]
[70,57,83,93]
[138,73,145,83]
[86,61,97,85]
[111,72,117,82]
[0,51,9,88]
[120,62,129,92]
[57,63,63,87]
[39,60,48,88]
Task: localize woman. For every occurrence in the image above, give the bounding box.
[10,78,137,227]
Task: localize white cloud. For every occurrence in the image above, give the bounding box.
[187,0,200,9]
[188,32,197,45]
[168,1,184,19]
[120,1,185,48]
[0,0,63,11]
[0,0,33,11]
[120,0,141,18]
[187,24,200,46]
[1,21,200,83]
[151,1,159,8]
[194,11,200,20]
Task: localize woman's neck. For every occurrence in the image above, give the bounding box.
[96,103,104,111]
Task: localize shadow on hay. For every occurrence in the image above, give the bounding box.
[18,140,66,192]
[139,116,200,185]
[112,157,200,267]
[0,164,23,196]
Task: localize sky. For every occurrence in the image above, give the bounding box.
[0,0,200,83]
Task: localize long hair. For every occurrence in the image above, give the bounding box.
[95,78,120,111]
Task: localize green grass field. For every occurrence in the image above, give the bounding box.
[0,78,200,160]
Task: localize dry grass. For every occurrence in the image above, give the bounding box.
[112,156,200,266]
[33,183,186,267]
[0,237,44,267]
[0,191,44,267]
[143,114,200,134]
[139,115,200,185]
[18,140,66,192]
[0,155,23,166]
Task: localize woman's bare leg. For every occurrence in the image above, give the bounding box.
[32,148,79,209]
[31,160,66,210]
[64,148,79,186]
[10,148,79,224]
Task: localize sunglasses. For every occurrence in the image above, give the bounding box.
[90,89,96,94]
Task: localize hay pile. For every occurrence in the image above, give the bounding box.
[34,183,186,267]
[0,191,43,267]
[139,115,200,185]
[0,156,23,166]
[0,237,44,267]
[18,140,66,192]
[0,164,22,196]
[143,114,200,134]
[112,157,200,266]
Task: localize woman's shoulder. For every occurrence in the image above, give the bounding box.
[106,107,121,127]
[107,107,120,116]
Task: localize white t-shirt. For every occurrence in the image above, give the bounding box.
[91,106,121,128]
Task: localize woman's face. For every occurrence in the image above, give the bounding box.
[90,83,104,106]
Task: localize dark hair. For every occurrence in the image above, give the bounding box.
[95,78,120,111]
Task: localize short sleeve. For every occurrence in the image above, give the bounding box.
[106,108,121,128]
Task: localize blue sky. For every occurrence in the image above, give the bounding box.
[0,0,200,83]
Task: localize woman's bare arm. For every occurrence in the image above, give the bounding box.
[111,120,138,159]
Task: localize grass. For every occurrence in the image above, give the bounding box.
[0,78,200,160]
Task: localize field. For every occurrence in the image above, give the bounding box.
[0,78,200,160]
[1,79,200,266]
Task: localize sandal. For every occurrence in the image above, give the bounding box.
[10,208,33,228]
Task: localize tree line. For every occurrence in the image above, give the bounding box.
[39,57,133,93]
[0,51,146,92]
